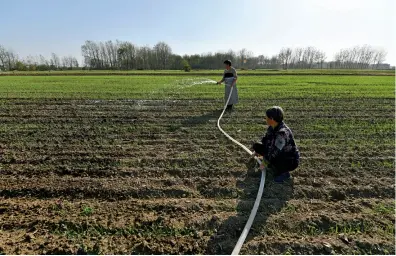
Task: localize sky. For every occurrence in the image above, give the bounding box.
[0,0,395,65]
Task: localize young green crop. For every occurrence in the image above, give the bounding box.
[0,75,393,99]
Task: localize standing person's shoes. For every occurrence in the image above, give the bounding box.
[274,172,291,183]
[226,105,233,111]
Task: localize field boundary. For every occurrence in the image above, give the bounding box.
[0,71,394,76]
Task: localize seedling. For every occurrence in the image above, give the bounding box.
[81,206,93,216]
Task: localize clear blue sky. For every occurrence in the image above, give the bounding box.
[1,0,394,64]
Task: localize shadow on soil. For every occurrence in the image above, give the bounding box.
[180,109,231,126]
[206,159,294,254]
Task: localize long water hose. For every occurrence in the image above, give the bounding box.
[216,85,266,255]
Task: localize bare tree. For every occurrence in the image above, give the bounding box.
[373,49,387,69]
[237,48,253,68]
[278,48,293,69]
[300,47,316,68]
[293,48,304,68]
[51,53,60,69]
[60,56,78,69]
[39,55,48,66]
[257,55,265,66]
[61,56,69,69]
[71,57,79,68]
[0,46,18,70]
[245,50,254,69]
[117,41,138,70]
[99,42,108,69]
[333,45,387,69]
[316,51,327,69]
[0,45,7,70]
[104,40,118,69]
[153,42,172,70]
[2,40,394,72]
[4,50,18,70]
[268,55,280,69]
[81,40,102,69]
[138,46,152,70]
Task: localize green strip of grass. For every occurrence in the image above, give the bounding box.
[0,75,393,99]
[0,69,394,76]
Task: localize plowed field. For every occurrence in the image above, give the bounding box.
[0,75,394,254]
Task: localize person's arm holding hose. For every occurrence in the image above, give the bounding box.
[252,130,270,170]
[252,143,268,170]
[217,71,225,85]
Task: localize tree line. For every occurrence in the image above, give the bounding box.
[0,45,79,71]
[0,41,389,71]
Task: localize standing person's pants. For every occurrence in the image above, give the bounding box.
[224,78,238,105]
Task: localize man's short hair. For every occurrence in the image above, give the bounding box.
[266,106,284,123]
[224,60,232,66]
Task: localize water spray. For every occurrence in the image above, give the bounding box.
[175,78,217,88]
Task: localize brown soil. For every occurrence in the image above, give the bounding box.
[0,98,394,254]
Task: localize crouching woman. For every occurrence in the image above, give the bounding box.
[252,106,300,183]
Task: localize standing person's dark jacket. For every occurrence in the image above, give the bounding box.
[253,121,300,174]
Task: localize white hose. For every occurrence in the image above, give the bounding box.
[216,85,266,255]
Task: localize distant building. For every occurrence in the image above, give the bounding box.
[311,63,329,69]
[277,62,393,70]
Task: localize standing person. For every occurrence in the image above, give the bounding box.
[252,106,300,183]
[216,60,238,111]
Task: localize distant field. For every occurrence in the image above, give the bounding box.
[0,75,393,99]
[0,75,394,254]
[0,69,394,76]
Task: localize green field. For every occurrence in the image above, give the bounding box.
[0,69,394,76]
[0,75,393,98]
[0,74,394,254]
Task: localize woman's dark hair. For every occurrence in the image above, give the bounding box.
[266,106,284,123]
[224,60,232,66]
